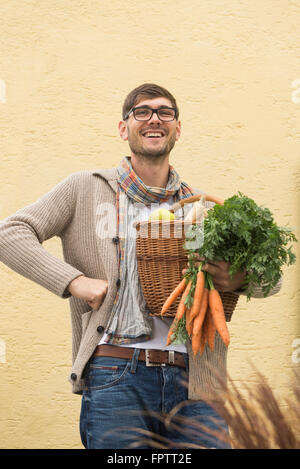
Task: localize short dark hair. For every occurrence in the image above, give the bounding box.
[122,83,179,120]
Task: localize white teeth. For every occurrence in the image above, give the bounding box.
[143,132,163,137]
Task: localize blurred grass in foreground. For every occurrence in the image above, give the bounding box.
[105,365,300,449]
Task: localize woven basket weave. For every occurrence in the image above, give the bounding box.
[135,219,239,322]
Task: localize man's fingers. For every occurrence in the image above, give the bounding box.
[201,262,219,276]
[182,258,246,292]
[182,260,216,276]
[88,288,107,310]
[186,256,230,271]
[188,253,205,262]
[183,259,231,278]
[203,259,230,270]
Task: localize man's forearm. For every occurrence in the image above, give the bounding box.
[0,220,84,297]
[0,174,84,298]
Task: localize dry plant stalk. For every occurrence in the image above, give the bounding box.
[110,366,300,449]
[213,369,300,449]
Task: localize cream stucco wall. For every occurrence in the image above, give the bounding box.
[0,1,299,448]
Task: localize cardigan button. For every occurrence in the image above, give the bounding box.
[112,236,120,244]
[116,278,121,288]
[70,373,77,381]
[97,325,104,333]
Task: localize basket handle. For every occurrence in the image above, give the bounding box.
[170,193,224,213]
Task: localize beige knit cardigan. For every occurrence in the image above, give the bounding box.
[0,169,282,400]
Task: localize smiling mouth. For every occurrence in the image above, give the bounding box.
[141,130,165,138]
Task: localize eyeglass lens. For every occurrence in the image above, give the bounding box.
[133,107,176,121]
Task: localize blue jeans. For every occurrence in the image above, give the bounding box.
[80,349,231,449]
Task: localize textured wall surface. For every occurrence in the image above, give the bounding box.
[0,0,299,448]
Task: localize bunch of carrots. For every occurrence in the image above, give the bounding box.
[162,261,230,357]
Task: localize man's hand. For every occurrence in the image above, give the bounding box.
[201,260,246,292]
[183,255,247,292]
[67,275,108,310]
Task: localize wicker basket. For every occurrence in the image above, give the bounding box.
[135,218,239,322]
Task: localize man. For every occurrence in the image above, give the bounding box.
[0,83,281,449]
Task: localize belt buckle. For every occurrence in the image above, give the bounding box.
[145,350,175,367]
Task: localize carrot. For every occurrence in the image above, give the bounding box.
[161,277,187,315]
[189,268,205,322]
[166,280,192,346]
[199,315,208,356]
[185,308,194,336]
[166,318,177,346]
[185,307,190,332]
[206,307,216,351]
[207,279,230,347]
[174,279,192,321]
[192,287,209,336]
[192,330,201,356]
[193,311,209,357]
[191,287,209,357]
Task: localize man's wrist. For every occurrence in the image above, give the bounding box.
[67,274,85,294]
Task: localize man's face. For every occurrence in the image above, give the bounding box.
[119,97,181,160]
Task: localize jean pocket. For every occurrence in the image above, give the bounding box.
[86,360,131,391]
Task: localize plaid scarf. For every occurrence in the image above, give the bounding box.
[116,155,192,205]
[104,156,195,345]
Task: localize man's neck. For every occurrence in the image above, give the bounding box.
[130,154,170,188]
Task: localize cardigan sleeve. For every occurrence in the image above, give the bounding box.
[233,276,282,299]
[0,174,84,298]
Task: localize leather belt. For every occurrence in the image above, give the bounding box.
[93,345,186,369]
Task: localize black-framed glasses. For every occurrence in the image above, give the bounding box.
[124,106,177,122]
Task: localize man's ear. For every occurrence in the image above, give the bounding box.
[118,121,128,141]
[176,120,181,141]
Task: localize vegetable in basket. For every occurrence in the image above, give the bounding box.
[162,192,297,356]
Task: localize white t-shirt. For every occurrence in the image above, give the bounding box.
[99,197,187,353]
